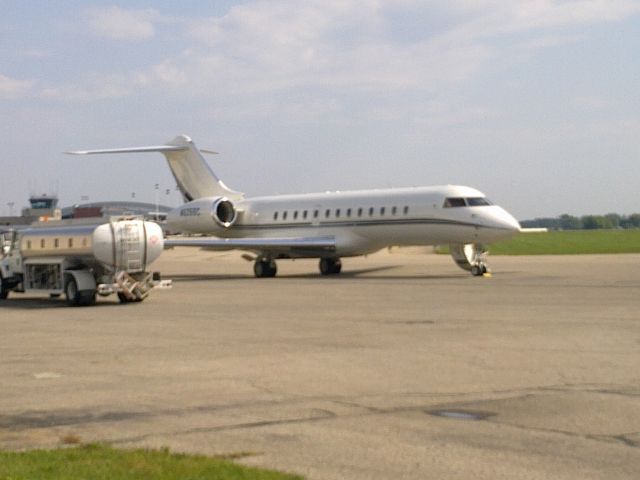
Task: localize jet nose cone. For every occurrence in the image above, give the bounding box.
[482,207,520,239]
[501,210,521,232]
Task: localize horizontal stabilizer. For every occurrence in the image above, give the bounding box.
[66,145,187,155]
[66,135,242,202]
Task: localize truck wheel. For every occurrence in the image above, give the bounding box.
[78,290,97,306]
[65,277,80,306]
[0,273,8,300]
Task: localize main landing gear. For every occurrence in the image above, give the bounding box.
[254,258,277,278]
[319,257,342,275]
[252,257,343,277]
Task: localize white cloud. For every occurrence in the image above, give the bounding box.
[0,74,35,99]
[41,0,640,120]
[86,6,161,41]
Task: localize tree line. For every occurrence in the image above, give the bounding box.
[521,213,640,230]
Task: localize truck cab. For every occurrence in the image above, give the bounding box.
[0,229,23,298]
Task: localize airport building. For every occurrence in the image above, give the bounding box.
[1,195,171,227]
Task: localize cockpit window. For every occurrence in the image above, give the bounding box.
[443,197,466,208]
[467,197,492,206]
[443,197,492,208]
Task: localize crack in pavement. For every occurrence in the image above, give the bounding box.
[2,382,638,451]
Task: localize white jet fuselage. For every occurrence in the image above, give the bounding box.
[167,185,520,258]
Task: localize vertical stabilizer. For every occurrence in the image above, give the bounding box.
[163,135,243,202]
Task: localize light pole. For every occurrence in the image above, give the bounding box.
[154,183,159,221]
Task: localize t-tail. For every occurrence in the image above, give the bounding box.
[67,134,243,202]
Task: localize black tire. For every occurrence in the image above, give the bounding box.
[266,260,277,277]
[331,259,342,274]
[0,271,8,300]
[320,258,342,275]
[65,277,80,306]
[254,260,277,278]
[78,290,97,306]
[254,261,265,277]
[471,265,483,277]
[65,277,96,306]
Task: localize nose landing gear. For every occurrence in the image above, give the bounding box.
[470,263,489,277]
[450,244,491,277]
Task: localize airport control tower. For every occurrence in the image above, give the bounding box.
[21,194,62,221]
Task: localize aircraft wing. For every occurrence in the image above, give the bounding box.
[164,236,336,255]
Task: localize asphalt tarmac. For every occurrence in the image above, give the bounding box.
[1,249,639,479]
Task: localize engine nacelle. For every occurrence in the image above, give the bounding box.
[167,197,238,234]
[450,243,486,272]
[212,197,237,227]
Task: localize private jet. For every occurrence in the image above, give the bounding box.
[68,135,521,277]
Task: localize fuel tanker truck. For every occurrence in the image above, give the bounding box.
[0,217,170,306]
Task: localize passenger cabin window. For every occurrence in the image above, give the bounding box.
[380,207,385,216]
[313,210,319,219]
[283,211,288,220]
[303,210,308,219]
[274,211,278,221]
[335,209,341,218]
[357,208,363,217]
[54,238,59,248]
[40,239,45,248]
[403,206,409,214]
[391,206,397,215]
[443,197,466,208]
[325,209,330,218]
[369,207,374,216]
[293,211,298,220]
[68,238,73,248]
[27,240,32,249]
[346,208,351,217]
[467,197,492,206]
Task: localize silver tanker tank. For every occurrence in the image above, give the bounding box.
[19,221,164,270]
[1,218,170,306]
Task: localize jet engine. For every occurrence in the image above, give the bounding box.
[450,243,488,276]
[167,197,238,234]
[212,197,237,227]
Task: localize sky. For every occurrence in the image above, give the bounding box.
[1,0,639,220]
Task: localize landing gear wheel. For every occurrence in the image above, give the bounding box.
[471,264,487,277]
[254,259,277,278]
[319,257,342,275]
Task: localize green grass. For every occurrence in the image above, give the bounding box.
[0,444,303,480]
[489,229,640,255]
